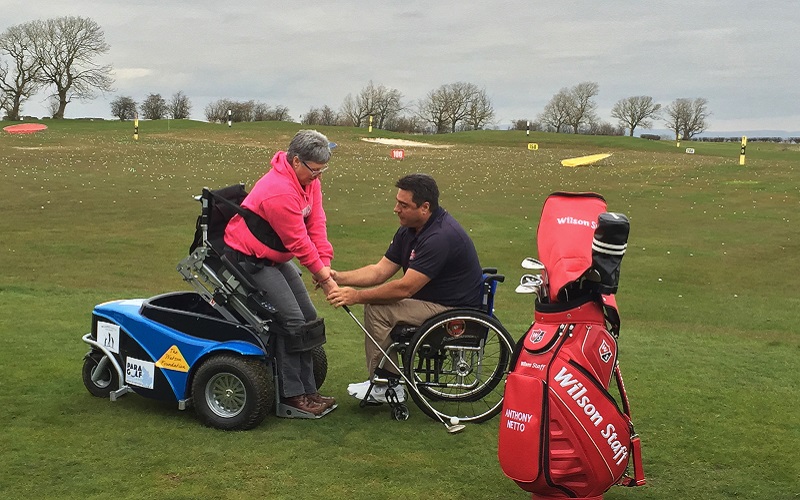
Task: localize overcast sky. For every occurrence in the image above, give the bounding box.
[4,1,798,134]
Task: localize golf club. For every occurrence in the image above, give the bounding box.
[342,305,466,434]
[521,257,545,270]
[521,257,548,301]
[515,274,543,294]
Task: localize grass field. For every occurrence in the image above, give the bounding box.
[1,119,798,499]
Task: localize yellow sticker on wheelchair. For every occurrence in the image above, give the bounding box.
[156,345,190,372]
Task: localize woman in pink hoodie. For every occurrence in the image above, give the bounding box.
[224,130,338,417]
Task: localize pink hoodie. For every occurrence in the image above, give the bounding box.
[223,151,333,275]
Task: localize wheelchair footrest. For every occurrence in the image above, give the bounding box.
[276,402,336,419]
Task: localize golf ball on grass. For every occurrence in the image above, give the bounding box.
[450,416,460,425]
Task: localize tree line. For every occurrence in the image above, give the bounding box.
[514,82,711,140]
[2,17,713,139]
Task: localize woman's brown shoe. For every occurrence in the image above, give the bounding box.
[307,392,336,409]
[282,395,325,416]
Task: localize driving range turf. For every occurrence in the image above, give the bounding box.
[1,119,798,499]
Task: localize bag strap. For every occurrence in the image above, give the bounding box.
[613,364,647,487]
[208,189,288,253]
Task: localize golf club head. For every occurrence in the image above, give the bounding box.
[515,273,543,294]
[521,257,546,270]
[447,423,466,434]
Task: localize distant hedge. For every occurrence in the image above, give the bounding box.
[640,134,661,141]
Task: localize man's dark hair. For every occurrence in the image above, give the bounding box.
[396,173,439,211]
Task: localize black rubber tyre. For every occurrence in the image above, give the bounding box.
[392,404,410,421]
[82,352,119,398]
[403,310,514,424]
[311,345,328,390]
[191,354,273,430]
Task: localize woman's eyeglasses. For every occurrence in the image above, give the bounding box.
[302,160,329,177]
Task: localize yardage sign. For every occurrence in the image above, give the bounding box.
[527,143,539,150]
[391,149,405,160]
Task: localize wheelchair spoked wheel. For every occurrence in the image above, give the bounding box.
[403,310,514,424]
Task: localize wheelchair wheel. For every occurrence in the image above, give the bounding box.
[82,351,118,398]
[392,404,410,421]
[191,354,274,430]
[403,309,514,424]
[311,345,328,390]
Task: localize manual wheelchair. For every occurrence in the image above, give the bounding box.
[353,268,514,424]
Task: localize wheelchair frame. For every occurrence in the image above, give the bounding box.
[355,270,515,424]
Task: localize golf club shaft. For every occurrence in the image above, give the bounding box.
[342,305,462,431]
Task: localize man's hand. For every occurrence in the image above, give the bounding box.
[326,286,359,308]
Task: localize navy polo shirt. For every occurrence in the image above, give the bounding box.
[385,207,483,308]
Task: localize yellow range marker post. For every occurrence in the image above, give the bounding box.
[739,136,747,165]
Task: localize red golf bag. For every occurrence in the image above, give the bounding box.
[498,192,645,500]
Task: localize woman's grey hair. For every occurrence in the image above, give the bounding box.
[287,129,331,164]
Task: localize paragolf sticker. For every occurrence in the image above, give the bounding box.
[126,357,155,389]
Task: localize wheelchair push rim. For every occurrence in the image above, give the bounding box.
[403,311,514,424]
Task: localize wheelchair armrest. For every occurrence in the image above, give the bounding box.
[482,267,498,275]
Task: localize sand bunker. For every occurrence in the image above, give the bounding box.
[361,137,452,149]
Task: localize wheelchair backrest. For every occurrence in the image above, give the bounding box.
[189,184,248,254]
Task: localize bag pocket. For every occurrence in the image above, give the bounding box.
[498,372,545,483]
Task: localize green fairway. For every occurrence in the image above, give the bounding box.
[1,120,798,499]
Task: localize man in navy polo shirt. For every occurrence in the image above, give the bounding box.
[326,173,483,403]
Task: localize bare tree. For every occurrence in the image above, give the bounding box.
[416,82,489,133]
[538,87,571,133]
[319,105,338,126]
[611,95,662,137]
[565,81,599,134]
[140,93,167,119]
[0,22,42,120]
[463,87,495,130]
[304,105,338,126]
[253,102,271,121]
[339,94,362,127]
[416,85,449,133]
[168,91,191,119]
[372,84,403,129]
[664,97,710,140]
[270,105,291,121]
[443,82,479,133]
[28,16,114,119]
[110,95,136,120]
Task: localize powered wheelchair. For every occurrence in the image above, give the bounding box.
[350,269,514,425]
[81,184,331,430]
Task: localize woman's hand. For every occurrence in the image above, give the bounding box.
[319,278,338,296]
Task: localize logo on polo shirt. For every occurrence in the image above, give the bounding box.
[410,249,416,261]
